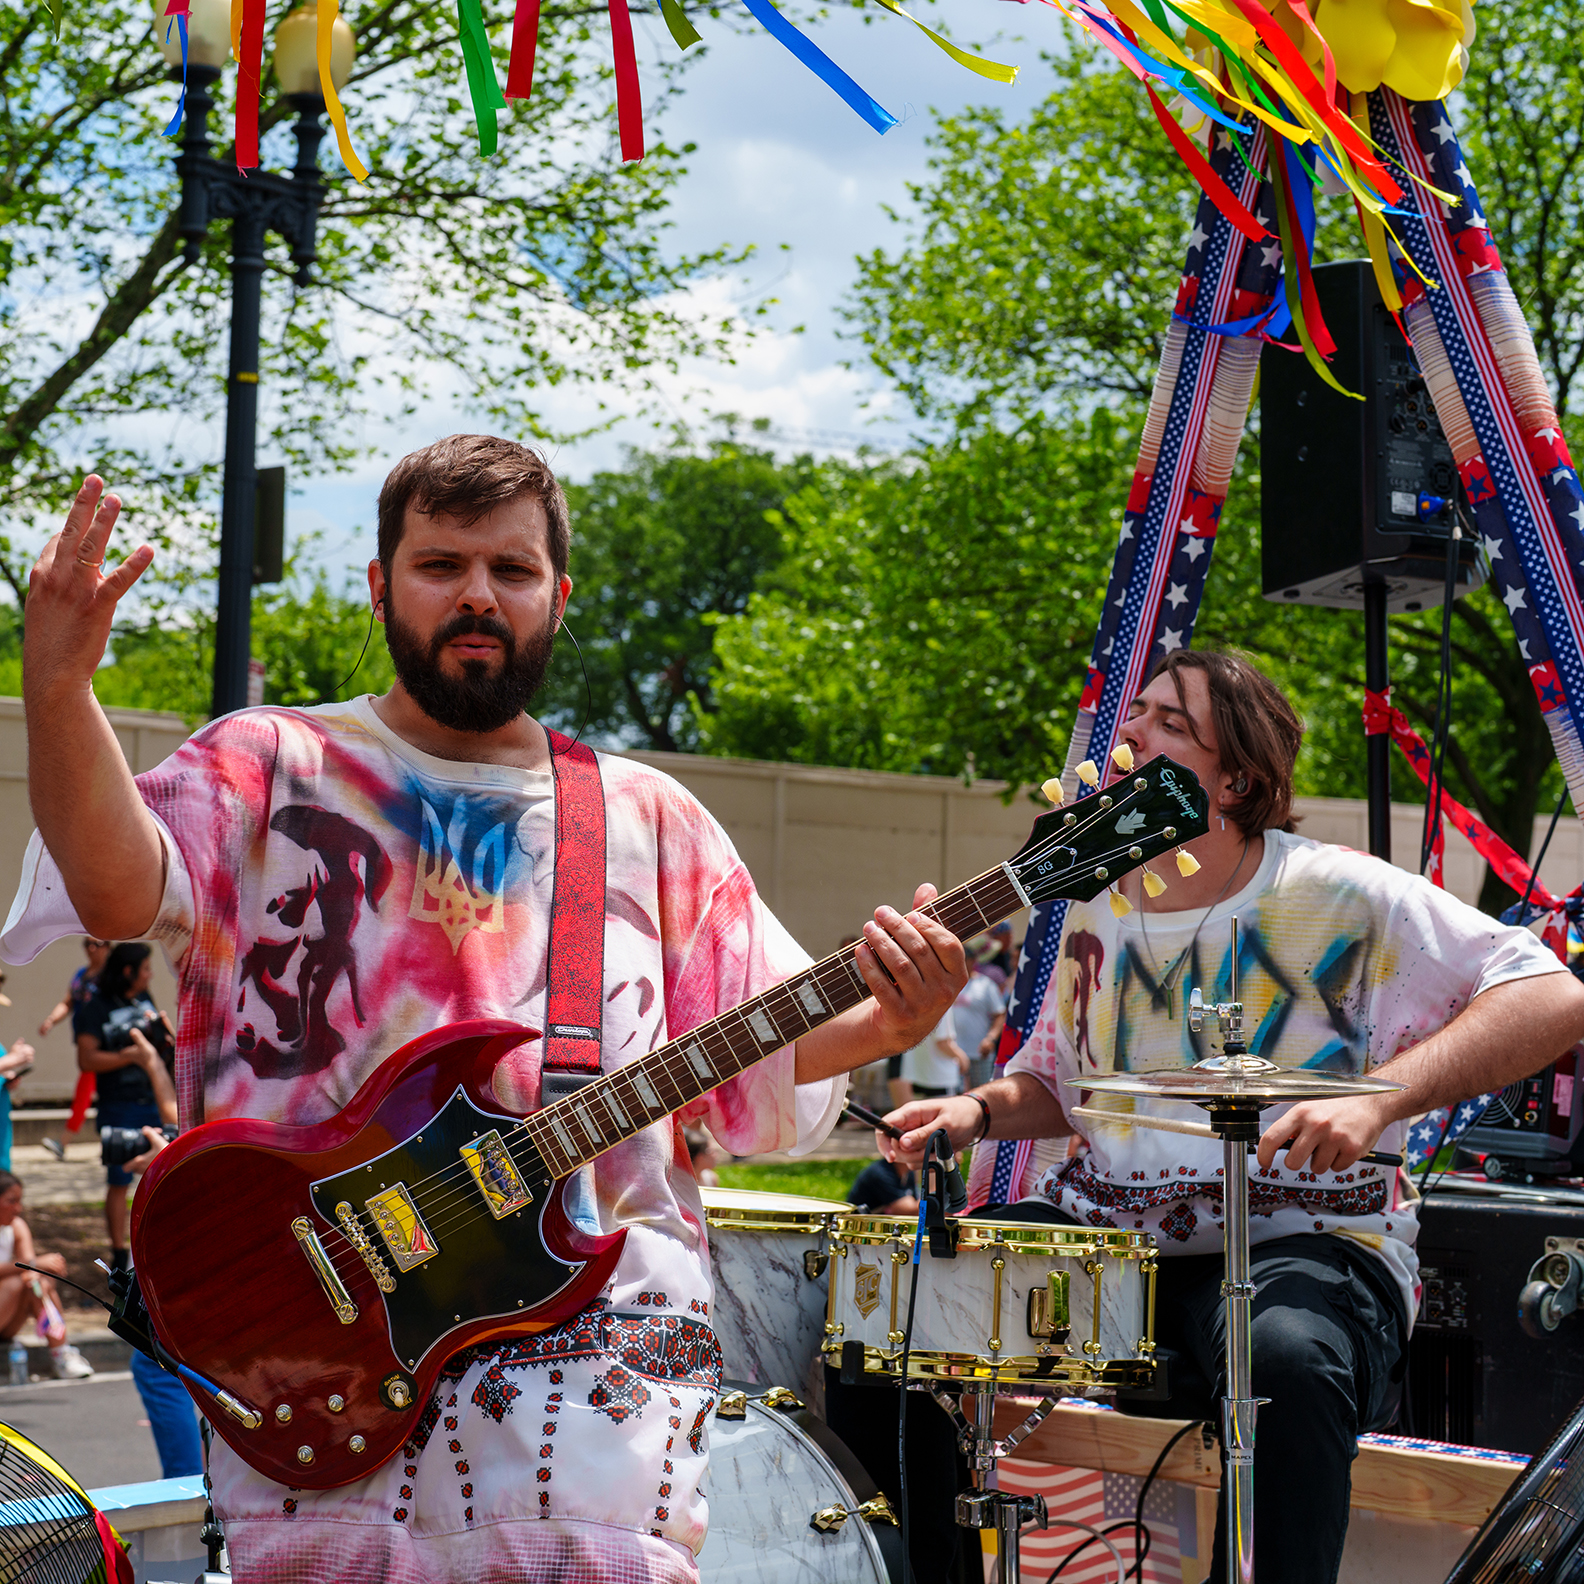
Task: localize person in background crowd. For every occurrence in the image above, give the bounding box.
[980,919,1014,988]
[683,1126,725,1188]
[73,943,176,1271]
[954,937,1006,1091]
[847,1155,918,1214]
[0,973,35,1174]
[896,1008,967,1107]
[0,1170,92,1378]
[39,936,112,1039]
[39,937,113,1163]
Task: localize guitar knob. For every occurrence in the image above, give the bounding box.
[297,1446,314,1465]
[1041,778,1065,805]
[1142,870,1167,898]
[1175,848,1201,877]
[349,1435,367,1454]
[1108,888,1133,918]
[274,1404,292,1424]
[1076,760,1101,788]
[1110,743,1135,772]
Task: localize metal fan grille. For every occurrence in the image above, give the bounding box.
[0,1435,103,1584]
[1459,1415,1584,1583]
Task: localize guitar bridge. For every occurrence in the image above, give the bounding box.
[460,1130,533,1219]
[292,1217,358,1325]
[336,1202,396,1292]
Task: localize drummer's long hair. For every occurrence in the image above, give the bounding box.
[1147,649,1304,840]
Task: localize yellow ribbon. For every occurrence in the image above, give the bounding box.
[869,0,1019,83]
[318,0,369,182]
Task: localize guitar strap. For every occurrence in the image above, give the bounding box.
[540,727,607,1105]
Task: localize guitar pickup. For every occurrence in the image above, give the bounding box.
[366,1184,440,1272]
[460,1130,533,1220]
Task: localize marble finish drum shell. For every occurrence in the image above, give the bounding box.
[702,1187,847,1408]
[822,1215,1158,1385]
[697,1396,897,1582]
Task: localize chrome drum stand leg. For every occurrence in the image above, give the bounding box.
[939,1382,1060,1584]
[1208,1102,1261,1584]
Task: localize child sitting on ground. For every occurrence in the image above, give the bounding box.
[0,1170,92,1379]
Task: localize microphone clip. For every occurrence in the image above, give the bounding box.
[921,1127,965,1259]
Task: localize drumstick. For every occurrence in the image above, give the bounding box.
[1069,1105,1404,1167]
[844,1100,904,1141]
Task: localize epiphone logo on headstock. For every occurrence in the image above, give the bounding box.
[1157,766,1199,817]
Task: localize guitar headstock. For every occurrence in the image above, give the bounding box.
[1007,755,1210,906]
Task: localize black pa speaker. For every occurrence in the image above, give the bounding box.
[1408,1179,1584,1456]
[1260,260,1486,612]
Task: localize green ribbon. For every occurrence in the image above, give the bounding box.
[659,0,702,50]
[457,0,508,156]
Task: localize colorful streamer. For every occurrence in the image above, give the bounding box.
[737,0,897,135]
[607,0,645,162]
[456,0,508,157]
[235,0,264,169]
[319,0,368,181]
[159,1,190,140]
[506,0,542,98]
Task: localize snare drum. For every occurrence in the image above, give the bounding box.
[822,1215,1157,1386]
[702,1188,847,1408]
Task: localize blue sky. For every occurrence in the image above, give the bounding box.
[288,2,1058,579]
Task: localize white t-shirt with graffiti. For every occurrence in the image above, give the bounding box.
[1006,829,1563,1316]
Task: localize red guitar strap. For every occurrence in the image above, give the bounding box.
[540,728,607,1105]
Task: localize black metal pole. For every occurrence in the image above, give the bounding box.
[1363,579,1391,860]
[212,207,265,718]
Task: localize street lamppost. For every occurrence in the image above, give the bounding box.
[150,0,356,717]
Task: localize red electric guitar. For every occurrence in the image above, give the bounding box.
[130,755,1208,1488]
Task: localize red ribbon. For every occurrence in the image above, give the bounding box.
[235,0,265,170]
[1361,690,1576,959]
[1144,85,1268,245]
[607,0,644,162]
[506,0,540,100]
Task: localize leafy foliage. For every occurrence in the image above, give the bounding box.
[545,435,819,750]
[0,0,739,619]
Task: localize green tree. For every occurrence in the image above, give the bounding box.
[787,17,1584,911]
[701,415,1131,782]
[546,435,820,750]
[0,0,739,612]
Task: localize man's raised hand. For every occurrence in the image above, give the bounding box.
[25,475,155,699]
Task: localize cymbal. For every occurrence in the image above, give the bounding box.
[1065,1055,1402,1104]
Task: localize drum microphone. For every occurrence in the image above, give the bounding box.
[921,1129,968,1257]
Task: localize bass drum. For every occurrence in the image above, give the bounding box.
[697,1389,904,1584]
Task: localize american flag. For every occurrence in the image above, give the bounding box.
[993,1458,1197,1583]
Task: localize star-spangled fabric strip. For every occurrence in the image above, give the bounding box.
[968,132,1281,1210]
[1368,90,1584,821]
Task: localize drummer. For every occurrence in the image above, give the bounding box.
[883,649,1584,1584]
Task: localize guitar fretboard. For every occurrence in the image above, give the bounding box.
[516,864,1024,1179]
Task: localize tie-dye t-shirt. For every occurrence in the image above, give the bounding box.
[1006,829,1562,1317]
[1,696,843,1584]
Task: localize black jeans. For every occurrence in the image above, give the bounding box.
[982,1203,1408,1584]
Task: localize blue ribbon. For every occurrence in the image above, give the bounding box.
[737,0,897,135]
[1077,7,1250,135]
[161,12,189,138]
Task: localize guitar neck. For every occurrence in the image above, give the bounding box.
[519,864,1026,1179]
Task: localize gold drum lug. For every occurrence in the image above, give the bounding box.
[1083,1258,1105,1357]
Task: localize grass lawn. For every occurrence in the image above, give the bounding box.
[715,1148,973,1206]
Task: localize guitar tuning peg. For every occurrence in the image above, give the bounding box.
[1142,869,1167,898]
[1175,847,1201,877]
[1076,760,1100,788]
[1110,743,1134,772]
[1041,777,1065,806]
[1108,886,1133,918]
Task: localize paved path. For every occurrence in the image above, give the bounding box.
[10,1142,107,1206]
[0,1370,164,1490]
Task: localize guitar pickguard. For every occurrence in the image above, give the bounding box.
[309,1089,572,1374]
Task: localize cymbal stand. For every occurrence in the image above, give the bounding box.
[932,1382,1059,1583]
[1188,915,1266,1584]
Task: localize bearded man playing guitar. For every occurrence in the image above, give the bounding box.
[4,437,969,1584]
